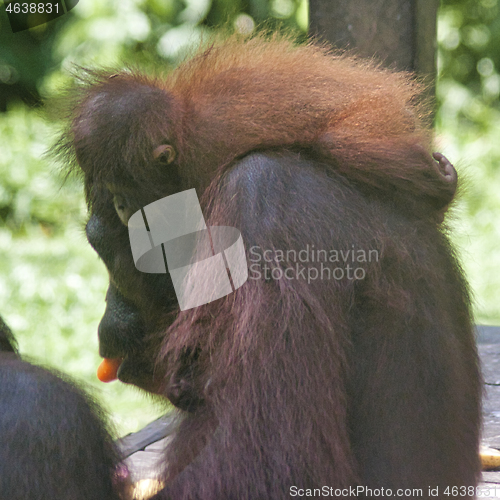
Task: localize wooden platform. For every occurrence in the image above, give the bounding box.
[477,325,500,487]
[118,325,500,492]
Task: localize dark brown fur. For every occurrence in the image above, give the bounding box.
[0,317,125,500]
[56,34,481,499]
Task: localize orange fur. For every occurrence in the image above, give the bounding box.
[67,34,452,215]
[166,35,442,200]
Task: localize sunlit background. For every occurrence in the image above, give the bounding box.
[0,0,499,437]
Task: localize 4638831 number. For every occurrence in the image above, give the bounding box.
[5,2,59,14]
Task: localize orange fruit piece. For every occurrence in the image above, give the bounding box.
[97,358,122,383]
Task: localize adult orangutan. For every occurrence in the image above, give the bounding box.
[0,315,127,500]
[56,34,481,499]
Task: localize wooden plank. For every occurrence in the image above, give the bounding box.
[116,413,178,458]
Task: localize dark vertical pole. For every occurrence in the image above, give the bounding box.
[414,0,439,78]
[309,0,439,77]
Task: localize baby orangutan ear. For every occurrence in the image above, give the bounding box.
[153,144,176,164]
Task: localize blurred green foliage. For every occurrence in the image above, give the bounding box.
[0,0,499,437]
[0,107,79,232]
[436,0,500,326]
[0,6,66,109]
[438,0,500,114]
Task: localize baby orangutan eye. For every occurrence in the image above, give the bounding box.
[107,187,139,226]
[113,194,130,225]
